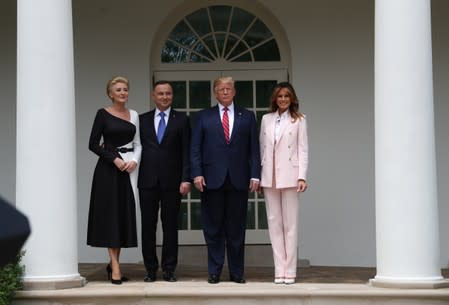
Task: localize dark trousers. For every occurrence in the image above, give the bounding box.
[201,176,248,278]
[139,187,180,273]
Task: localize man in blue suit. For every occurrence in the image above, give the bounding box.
[139,81,191,282]
[191,76,261,284]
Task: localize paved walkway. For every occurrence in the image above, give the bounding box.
[80,263,377,284]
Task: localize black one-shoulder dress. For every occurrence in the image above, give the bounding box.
[87,108,139,248]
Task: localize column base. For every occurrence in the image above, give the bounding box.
[370,276,449,289]
[22,274,86,290]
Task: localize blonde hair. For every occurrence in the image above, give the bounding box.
[214,76,234,92]
[106,76,129,97]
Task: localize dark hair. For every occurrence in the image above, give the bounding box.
[153,80,172,90]
[269,82,304,121]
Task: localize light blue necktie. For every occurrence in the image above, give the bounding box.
[157,112,166,144]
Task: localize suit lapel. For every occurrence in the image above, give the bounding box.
[212,106,228,145]
[230,106,242,144]
[267,113,276,145]
[147,111,158,143]
[163,110,177,140]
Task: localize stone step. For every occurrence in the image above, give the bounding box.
[13,281,449,305]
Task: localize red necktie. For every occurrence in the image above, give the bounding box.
[222,107,230,144]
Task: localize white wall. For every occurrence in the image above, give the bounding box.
[264,0,376,266]
[1,0,448,268]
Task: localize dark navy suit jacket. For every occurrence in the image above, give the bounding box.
[190,105,261,190]
[138,109,191,190]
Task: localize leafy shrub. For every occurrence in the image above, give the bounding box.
[0,251,24,305]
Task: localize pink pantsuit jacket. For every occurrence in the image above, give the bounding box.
[259,112,308,188]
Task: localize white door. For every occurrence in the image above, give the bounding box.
[154,69,287,244]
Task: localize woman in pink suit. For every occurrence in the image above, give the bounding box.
[259,82,308,285]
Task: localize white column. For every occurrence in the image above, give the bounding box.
[16,0,84,289]
[372,0,448,288]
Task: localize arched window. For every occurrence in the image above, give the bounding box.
[161,5,281,63]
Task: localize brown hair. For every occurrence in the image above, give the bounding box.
[153,80,172,90]
[269,82,304,121]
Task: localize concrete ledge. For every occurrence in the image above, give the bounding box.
[22,275,86,290]
[13,281,449,305]
[370,278,449,289]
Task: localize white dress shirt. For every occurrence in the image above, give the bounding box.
[274,110,289,143]
[218,102,234,137]
[154,107,171,132]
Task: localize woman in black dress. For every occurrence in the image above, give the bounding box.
[87,76,141,284]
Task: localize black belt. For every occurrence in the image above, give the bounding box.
[116,147,134,153]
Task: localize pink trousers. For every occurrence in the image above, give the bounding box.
[263,187,299,278]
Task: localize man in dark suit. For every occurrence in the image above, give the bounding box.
[138,81,191,282]
[191,76,261,284]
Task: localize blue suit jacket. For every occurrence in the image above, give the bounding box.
[190,105,261,190]
[138,109,191,190]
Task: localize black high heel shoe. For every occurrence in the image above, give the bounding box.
[111,277,122,285]
[106,264,129,282]
[106,264,112,280]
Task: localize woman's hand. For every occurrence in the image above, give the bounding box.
[113,158,126,171]
[297,179,308,192]
[123,160,137,173]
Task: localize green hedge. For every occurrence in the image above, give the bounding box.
[0,251,24,305]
